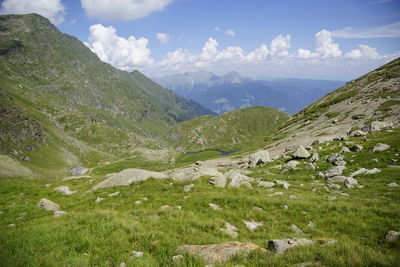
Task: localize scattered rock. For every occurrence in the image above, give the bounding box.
[176,242,267,263]
[331,190,350,196]
[385,231,400,241]
[372,143,391,152]
[284,160,300,169]
[91,168,168,190]
[132,251,143,257]
[328,176,348,183]
[267,238,315,255]
[311,153,319,162]
[253,206,266,213]
[172,255,184,263]
[288,195,297,199]
[208,174,227,188]
[307,221,314,228]
[209,203,223,211]
[54,186,77,196]
[348,130,367,137]
[326,196,337,201]
[344,177,358,189]
[183,184,195,193]
[258,181,275,188]
[324,166,346,178]
[243,220,265,232]
[161,205,181,210]
[37,198,60,211]
[290,224,305,235]
[267,192,283,197]
[220,222,239,238]
[387,182,399,188]
[195,161,203,166]
[340,147,351,153]
[226,171,254,188]
[248,150,271,168]
[307,163,316,170]
[70,166,89,176]
[108,191,120,197]
[292,145,311,159]
[327,153,344,164]
[274,180,291,189]
[95,197,105,203]
[134,200,142,205]
[327,183,341,189]
[54,211,68,217]
[362,121,393,133]
[8,224,16,228]
[350,145,363,152]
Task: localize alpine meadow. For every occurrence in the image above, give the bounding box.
[0,1,399,267]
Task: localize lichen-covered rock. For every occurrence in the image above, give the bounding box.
[292,146,311,159]
[248,150,271,168]
[176,242,267,263]
[37,198,60,211]
[267,238,315,255]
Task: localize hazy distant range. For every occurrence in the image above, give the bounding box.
[154,71,346,114]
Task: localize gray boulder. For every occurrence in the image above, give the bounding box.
[307,163,316,170]
[292,146,311,159]
[372,143,391,152]
[176,242,267,263]
[324,166,346,178]
[290,224,305,235]
[362,121,393,133]
[208,174,227,188]
[344,177,358,188]
[258,181,275,188]
[311,153,319,162]
[54,186,76,196]
[243,220,265,232]
[350,145,363,152]
[225,170,254,188]
[91,168,168,190]
[267,238,315,255]
[220,222,239,238]
[385,231,400,241]
[183,184,195,193]
[340,147,351,153]
[70,166,88,176]
[37,198,60,211]
[248,150,271,168]
[348,130,367,137]
[387,182,399,188]
[328,176,348,183]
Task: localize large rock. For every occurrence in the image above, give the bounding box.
[175,242,267,263]
[348,130,367,137]
[208,174,227,188]
[225,170,254,188]
[344,177,358,188]
[324,166,346,178]
[267,238,315,255]
[372,143,391,152]
[292,146,311,159]
[362,121,393,133]
[37,198,60,211]
[243,220,265,232]
[258,181,275,188]
[91,168,168,190]
[70,166,88,176]
[328,176,348,183]
[220,222,238,238]
[54,186,76,196]
[248,150,271,168]
[385,231,400,241]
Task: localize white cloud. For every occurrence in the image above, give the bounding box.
[332,21,400,38]
[270,34,291,57]
[297,48,319,59]
[345,44,380,59]
[0,0,65,24]
[85,24,153,71]
[214,27,220,32]
[315,29,342,58]
[156,32,170,44]
[213,97,229,104]
[225,29,235,36]
[245,44,269,62]
[81,0,174,21]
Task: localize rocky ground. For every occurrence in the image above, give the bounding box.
[0,122,399,266]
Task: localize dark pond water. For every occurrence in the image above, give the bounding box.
[184,150,237,156]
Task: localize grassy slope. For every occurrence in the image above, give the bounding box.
[0,14,214,176]
[1,129,399,266]
[169,106,291,152]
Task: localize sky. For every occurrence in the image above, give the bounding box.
[0,0,399,80]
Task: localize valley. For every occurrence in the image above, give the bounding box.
[0,13,400,267]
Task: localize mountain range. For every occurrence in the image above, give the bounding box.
[154,71,346,114]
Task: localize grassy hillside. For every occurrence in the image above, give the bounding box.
[0,127,399,266]
[169,106,291,151]
[0,14,214,177]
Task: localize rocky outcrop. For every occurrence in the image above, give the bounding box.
[362,121,393,133]
[37,198,60,211]
[54,186,77,195]
[248,150,271,168]
[267,238,315,255]
[175,242,267,263]
[91,168,168,190]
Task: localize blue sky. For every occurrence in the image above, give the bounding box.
[1,0,399,80]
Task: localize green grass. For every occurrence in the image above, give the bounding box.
[1,129,399,266]
[325,112,340,118]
